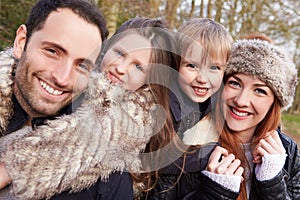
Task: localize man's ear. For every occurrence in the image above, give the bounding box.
[13,25,27,59]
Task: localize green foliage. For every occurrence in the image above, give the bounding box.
[283,113,300,123]
[114,4,136,29]
[282,113,300,146]
[0,0,37,50]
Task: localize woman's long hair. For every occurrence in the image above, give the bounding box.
[213,74,282,200]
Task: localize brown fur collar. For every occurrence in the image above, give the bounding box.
[0,48,15,133]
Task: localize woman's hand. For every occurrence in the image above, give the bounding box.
[252,130,285,164]
[207,146,244,177]
[0,163,12,189]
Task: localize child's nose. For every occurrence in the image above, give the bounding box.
[115,63,130,75]
[196,70,207,83]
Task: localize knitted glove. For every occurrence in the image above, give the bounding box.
[202,170,241,192]
[255,154,287,181]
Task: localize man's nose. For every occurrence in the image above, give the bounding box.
[51,60,74,87]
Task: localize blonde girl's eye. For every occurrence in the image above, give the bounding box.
[210,65,221,71]
[187,63,197,68]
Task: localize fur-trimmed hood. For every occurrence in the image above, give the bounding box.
[0,48,161,200]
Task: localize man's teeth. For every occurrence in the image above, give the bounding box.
[232,108,248,117]
[40,81,63,95]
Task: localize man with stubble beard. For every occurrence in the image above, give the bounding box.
[0,0,133,199]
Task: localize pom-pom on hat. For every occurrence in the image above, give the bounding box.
[225,39,298,110]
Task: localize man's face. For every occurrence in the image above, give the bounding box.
[13,8,102,117]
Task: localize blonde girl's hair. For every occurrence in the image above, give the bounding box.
[177,18,233,66]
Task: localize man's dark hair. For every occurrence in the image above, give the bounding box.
[25,0,108,48]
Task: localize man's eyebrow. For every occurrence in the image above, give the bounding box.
[41,41,67,54]
[81,58,95,67]
[42,41,96,67]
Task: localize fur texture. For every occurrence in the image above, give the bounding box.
[0,48,14,133]
[226,39,298,110]
[0,49,161,199]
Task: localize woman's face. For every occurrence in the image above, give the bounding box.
[101,33,152,91]
[222,73,275,137]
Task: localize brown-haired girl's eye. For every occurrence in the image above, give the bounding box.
[135,64,143,71]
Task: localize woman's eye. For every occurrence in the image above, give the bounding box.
[187,63,197,68]
[228,80,240,88]
[255,88,267,95]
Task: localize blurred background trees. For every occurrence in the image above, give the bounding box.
[0,0,36,50]
[1,0,300,113]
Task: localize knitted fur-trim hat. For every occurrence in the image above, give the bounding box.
[225,39,298,110]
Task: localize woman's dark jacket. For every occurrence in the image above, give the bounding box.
[187,130,300,200]
[145,128,299,200]
[249,130,300,200]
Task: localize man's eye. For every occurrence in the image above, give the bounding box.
[46,48,57,55]
[78,63,90,72]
